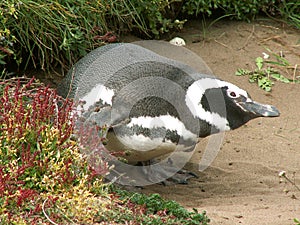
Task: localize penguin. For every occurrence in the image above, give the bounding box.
[57,42,279,185]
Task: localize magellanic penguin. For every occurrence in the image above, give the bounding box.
[57,41,279,185]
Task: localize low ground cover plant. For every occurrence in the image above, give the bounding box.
[0,77,210,224]
[0,77,107,223]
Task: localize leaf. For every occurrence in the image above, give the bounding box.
[255,57,264,70]
[265,47,290,66]
[258,77,272,92]
[264,86,272,92]
[249,75,257,83]
[271,73,291,83]
[0,54,7,65]
[265,60,287,67]
[235,69,244,76]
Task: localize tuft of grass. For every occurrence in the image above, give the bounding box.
[278,0,300,29]
[2,1,109,71]
[182,0,277,21]
[0,0,185,72]
[1,1,299,73]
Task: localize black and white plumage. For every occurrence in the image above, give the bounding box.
[58,41,279,184]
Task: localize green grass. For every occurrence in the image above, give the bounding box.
[1,0,299,73]
[278,0,300,29]
[0,0,184,72]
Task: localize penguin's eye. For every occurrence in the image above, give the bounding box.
[230,92,236,97]
[227,90,238,98]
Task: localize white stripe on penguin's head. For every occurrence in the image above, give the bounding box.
[185,78,250,131]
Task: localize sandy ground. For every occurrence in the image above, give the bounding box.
[121,19,300,224]
[41,18,300,225]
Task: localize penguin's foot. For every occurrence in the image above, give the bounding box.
[105,159,198,186]
[163,169,198,185]
[141,160,198,185]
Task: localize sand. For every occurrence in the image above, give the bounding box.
[43,18,300,225]
[128,19,300,225]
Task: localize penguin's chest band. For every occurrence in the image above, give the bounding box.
[127,115,198,141]
[109,115,198,152]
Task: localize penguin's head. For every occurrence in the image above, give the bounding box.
[185,78,280,135]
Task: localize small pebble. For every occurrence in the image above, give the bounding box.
[169,37,186,46]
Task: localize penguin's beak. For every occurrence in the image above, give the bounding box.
[238,101,280,117]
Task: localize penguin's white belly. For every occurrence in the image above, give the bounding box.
[106,131,192,163]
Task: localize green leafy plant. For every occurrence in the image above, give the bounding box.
[236,57,274,91]
[236,50,299,91]
[107,189,210,225]
[131,0,186,38]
